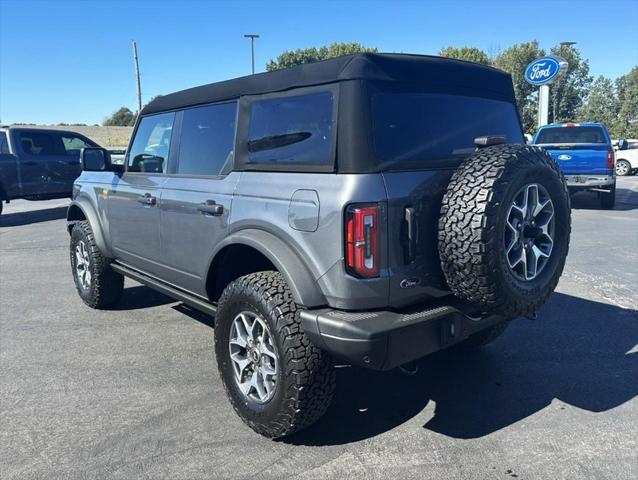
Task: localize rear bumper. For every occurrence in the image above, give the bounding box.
[565,174,615,189]
[300,299,506,370]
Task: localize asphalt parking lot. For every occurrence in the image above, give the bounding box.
[1,177,637,480]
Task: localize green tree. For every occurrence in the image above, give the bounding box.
[548,44,592,124]
[438,46,490,65]
[576,76,619,130]
[103,107,136,126]
[266,42,377,71]
[494,41,546,134]
[615,66,638,138]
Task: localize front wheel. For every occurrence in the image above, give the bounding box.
[214,271,336,438]
[70,221,124,308]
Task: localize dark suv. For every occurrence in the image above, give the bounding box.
[0,127,99,215]
[67,53,571,438]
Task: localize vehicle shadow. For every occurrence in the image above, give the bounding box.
[570,184,637,211]
[112,285,176,310]
[172,303,215,329]
[285,292,638,446]
[0,206,68,227]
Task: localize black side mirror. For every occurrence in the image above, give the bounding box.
[474,135,507,148]
[81,147,122,172]
[618,139,628,151]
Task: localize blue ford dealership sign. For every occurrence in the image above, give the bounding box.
[524,56,566,86]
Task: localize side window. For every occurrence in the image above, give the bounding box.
[247,91,334,167]
[18,132,57,156]
[0,132,9,154]
[127,112,175,173]
[60,134,95,156]
[177,102,237,176]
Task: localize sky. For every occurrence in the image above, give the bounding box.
[1,0,637,125]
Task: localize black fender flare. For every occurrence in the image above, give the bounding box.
[66,198,113,258]
[210,229,326,307]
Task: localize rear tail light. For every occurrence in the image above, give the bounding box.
[607,149,615,169]
[345,204,380,278]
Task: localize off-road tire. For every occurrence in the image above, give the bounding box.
[459,321,509,349]
[214,271,336,438]
[439,144,571,317]
[600,184,616,209]
[70,220,124,308]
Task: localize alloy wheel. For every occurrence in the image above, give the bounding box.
[228,311,278,403]
[74,240,92,290]
[504,183,555,281]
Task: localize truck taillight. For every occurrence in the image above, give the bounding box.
[607,149,615,169]
[345,204,380,278]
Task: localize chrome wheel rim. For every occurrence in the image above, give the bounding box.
[616,161,629,175]
[504,183,555,281]
[228,311,278,403]
[74,240,91,290]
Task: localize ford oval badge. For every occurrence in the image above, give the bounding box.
[524,56,566,86]
[557,154,572,161]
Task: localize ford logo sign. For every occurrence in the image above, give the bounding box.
[557,154,572,161]
[524,56,566,86]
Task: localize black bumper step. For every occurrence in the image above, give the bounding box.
[300,300,504,370]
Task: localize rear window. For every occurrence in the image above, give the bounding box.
[372,93,523,170]
[535,126,607,144]
[246,91,334,169]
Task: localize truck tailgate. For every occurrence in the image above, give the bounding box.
[538,143,610,175]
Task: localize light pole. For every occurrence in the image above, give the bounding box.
[244,34,259,74]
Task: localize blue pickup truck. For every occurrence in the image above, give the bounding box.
[0,126,107,216]
[532,122,616,209]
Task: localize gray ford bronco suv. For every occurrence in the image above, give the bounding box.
[68,53,571,438]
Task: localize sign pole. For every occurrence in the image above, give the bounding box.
[538,84,550,127]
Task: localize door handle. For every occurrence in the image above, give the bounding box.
[23,161,37,166]
[197,199,224,216]
[137,193,157,206]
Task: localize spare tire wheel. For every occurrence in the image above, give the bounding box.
[438,144,571,318]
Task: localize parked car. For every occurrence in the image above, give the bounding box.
[614,138,638,176]
[0,126,100,215]
[532,122,616,208]
[67,53,571,438]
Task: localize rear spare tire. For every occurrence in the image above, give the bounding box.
[438,144,571,318]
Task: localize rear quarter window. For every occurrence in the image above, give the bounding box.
[372,93,523,170]
[245,91,335,170]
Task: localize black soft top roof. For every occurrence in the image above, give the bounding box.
[143,53,515,115]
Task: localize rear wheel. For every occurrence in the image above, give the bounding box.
[214,271,336,438]
[600,184,616,209]
[439,144,571,318]
[615,160,631,176]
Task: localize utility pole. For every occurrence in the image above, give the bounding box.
[244,34,259,74]
[132,40,142,113]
